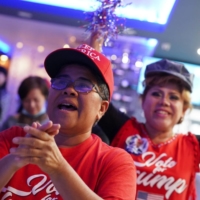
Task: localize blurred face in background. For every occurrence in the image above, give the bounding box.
[0,72,6,87]
[22,88,46,115]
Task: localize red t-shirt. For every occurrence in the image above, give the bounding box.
[111,118,200,200]
[0,126,136,200]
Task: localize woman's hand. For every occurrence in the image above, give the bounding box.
[89,31,106,52]
[31,121,60,136]
[9,122,64,175]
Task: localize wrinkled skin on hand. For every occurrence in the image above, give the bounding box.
[10,121,63,175]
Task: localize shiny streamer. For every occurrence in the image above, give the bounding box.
[85,0,126,44]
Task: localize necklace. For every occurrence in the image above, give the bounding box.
[141,124,178,148]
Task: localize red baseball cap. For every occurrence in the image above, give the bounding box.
[44,44,114,100]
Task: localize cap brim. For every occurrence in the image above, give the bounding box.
[44,48,101,78]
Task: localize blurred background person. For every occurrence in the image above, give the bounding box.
[0,66,10,128]
[1,76,49,130]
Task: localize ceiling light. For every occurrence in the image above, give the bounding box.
[161,42,171,51]
[23,0,176,25]
[121,80,129,88]
[37,46,44,52]
[197,48,200,55]
[147,38,158,47]
[119,107,127,114]
[0,55,8,62]
[135,60,143,68]
[63,44,70,48]
[112,93,121,101]
[122,56,129,64]
[111,55,117,60]
[16,42,23,49]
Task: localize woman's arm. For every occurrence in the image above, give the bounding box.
[89,32,130,142]
[0,127,30,190]
[0,155,19,190]
[97,103,130,142]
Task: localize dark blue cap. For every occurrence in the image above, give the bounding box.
[145,59,194,92]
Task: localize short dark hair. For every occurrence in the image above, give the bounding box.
[18,76,49,100]
[96,74,110,101]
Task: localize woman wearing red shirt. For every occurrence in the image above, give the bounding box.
[98,59,199,200]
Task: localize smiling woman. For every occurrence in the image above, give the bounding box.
[97,59,200,200]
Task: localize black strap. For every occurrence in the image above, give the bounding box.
[97,103,130,142]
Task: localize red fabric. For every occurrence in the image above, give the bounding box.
[111,118,200,200]
[0,126,136,200]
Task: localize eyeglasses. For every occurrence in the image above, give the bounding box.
[51,77,102,98]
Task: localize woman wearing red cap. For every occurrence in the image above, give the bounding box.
[97,59,199,200]
[0,44,136,199]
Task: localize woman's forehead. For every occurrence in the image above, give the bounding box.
[149,83,181,93]
[57,64,97,83]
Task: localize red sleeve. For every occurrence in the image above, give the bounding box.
[96,148,136,200]
[0,126,25,159]
[198,137,200,171]
[188,133,200,171]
